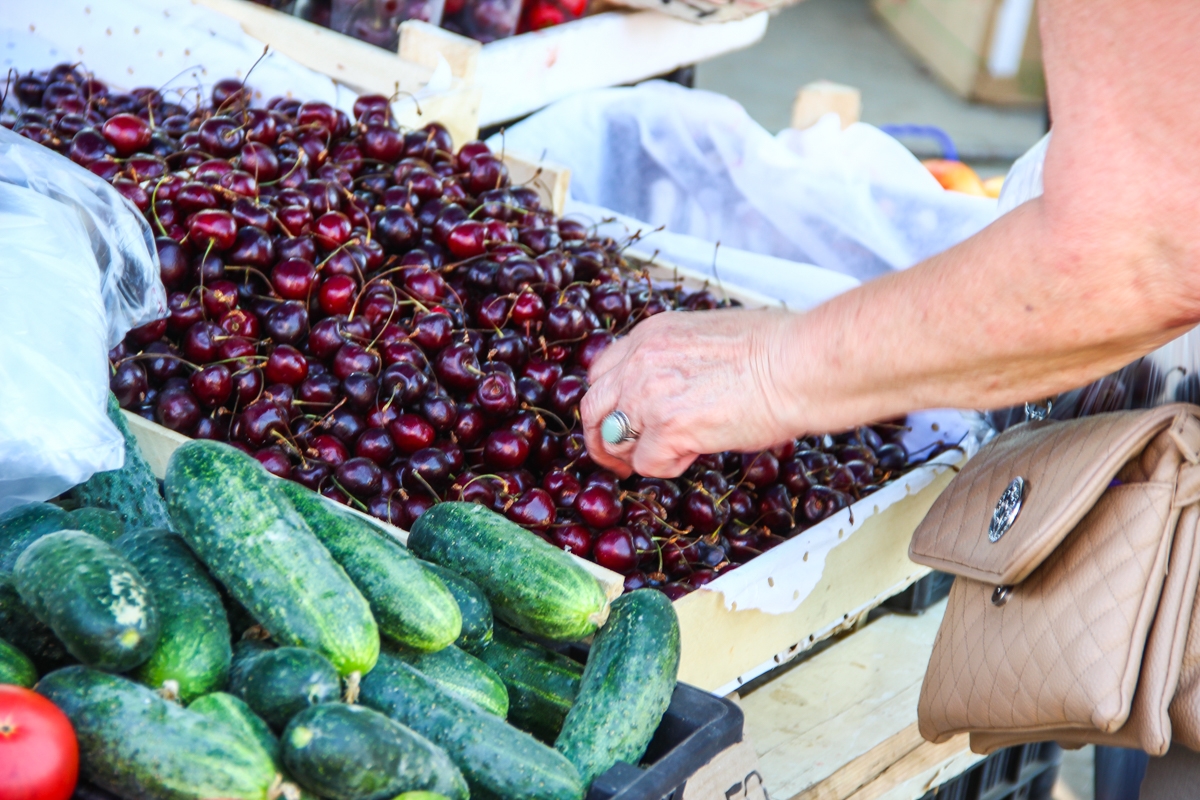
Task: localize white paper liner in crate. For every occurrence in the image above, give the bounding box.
[706,409,986,696]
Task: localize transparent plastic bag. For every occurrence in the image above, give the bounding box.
[494,81,998,282]
[987,132,1200,429]
[0,127,165,510]
[332,0,447,50]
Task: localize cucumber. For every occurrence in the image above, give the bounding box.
[38,666,281,800]
[0,573,72,671]
[389,643,509,717]
[421,561,493,654]
[555,590,680,786]
[0,502,69,571]
[278,481,461,652]
[15,531,159,672]
[394,794,451,800]
[479,629,582,743]
[361,651,584,800]
[230,646,342,732]
[230,638,275,690]
[164,440,378,677]
[0,635,36,687]
[282,703,469,800]
[65,508,124,543]
[409,502,608,642]
[71,394,173,530]
[113,528,231,702]
[190,692,279,762]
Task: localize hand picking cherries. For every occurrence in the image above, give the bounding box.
[7,64,938,599]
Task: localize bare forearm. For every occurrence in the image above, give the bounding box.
[770,196,1200,434]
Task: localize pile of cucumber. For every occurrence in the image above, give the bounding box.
[0,428,681,800]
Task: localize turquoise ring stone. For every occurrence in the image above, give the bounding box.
[601,410,638,445]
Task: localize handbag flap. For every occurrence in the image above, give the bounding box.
[909,404,1200,586]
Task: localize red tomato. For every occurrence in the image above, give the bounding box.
[0,686,78,800]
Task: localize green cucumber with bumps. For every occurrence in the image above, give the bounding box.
[555,590,681,786]
[282,703,469,800]
[230,645,342,732]
[190,692,279,762]
[420,561,493,654]
[0,636,36,687]
[164,440,378,677]
[0,502,69,571]
[71,394,173,530]
[0,573,72,671]
[361,651,584,800]
[38,666,283,800]
[15,531,159,672]
[389,643,509,717]
[278,480,461,652]
[409,502,609,642]
[65,508,124,543]
[479,628,582,743]
[113,528,231,702]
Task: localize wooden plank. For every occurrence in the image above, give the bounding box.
[475,10,768,125]
[682,739,770,800]
[120,411,626,601]
[398,20,480,82]
[190,0,482,145]
[742,599,981,800]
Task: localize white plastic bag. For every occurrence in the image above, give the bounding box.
[493,81,998,282]
[0,127,166,510]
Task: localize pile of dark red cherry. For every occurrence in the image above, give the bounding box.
[6,64,921,598]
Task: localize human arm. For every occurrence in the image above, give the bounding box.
[581,0,1200,478]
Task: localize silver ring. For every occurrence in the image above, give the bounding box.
[601,410,639,445]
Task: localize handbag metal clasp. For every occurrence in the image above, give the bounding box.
[989,477,1025,543]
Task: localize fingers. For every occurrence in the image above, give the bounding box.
[587,331,633,384]
[579,369,635,478]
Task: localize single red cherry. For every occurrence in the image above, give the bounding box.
[593,527,637,573]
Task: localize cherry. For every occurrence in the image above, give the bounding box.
[454,406,487,446]
[101,113,151,157]
[446,220,487,258]
[315,212,352,250]
[421,395,459,432]
[188,209,238,251]
[574,484,622,528]
[544,468,582,508]
[111,362,149,407]
[593,528,637,573]
[590,284,631,325]
[293,461,333,492]
[780,460,813,497]
[190,364,233,408]
[239,400,289,447]
[876,443,908,472]
[681,490,730,535]
[576,330,614,370]
[319,275,358,316]
[198,117,244,158]
[507,488,555,530]
[545,304,586,342]
[272,259,318,300]
[310,434,350,466]
[336,457,382,498]
[548,375,587,415]
[228,226,275,268]
[342,372,380,410]
[484,429,530,470]
[277,206,313,236]
[264,301,310,346]
[377,208,420,252]
[758,485,795,533]
[264,345,309,386]
[524,359,563,390]
[234,368,265,405]
[466,156,509,195]
[333,343,381,379]
[803,486,845,523]
[156,390,201,433]
[434,342,481,391]
[405,447,454,491]
[127,318,168,347]
[389,414,436,455]
[142,342,184,383]
[549,523,592,558]
[741,451,780,488]
[476,372,518,418]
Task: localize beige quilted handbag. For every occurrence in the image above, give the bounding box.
[909,404,1200,756]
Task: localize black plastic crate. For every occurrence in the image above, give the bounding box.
[919,742,1062,800]
[588,683,746,800]
[885,571,956,614]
